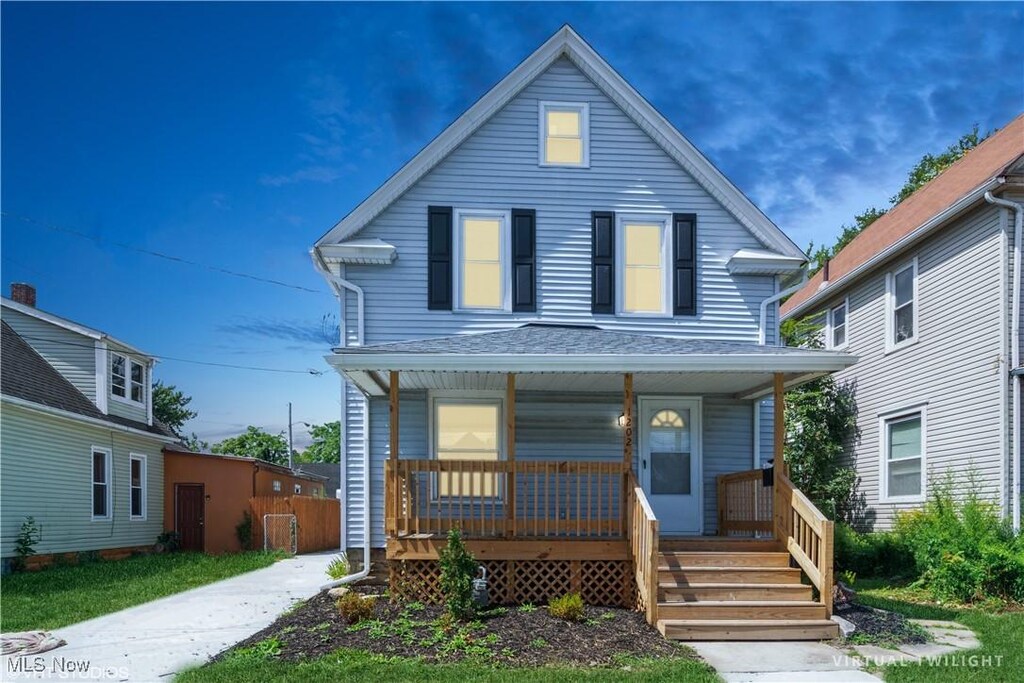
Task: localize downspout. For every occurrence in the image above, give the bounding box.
[759,269,809,346]
[985,191,1022,533]
[312,247,372,587]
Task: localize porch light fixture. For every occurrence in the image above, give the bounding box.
[617,413,626,428]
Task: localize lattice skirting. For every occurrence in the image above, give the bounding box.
[389,559,636,608]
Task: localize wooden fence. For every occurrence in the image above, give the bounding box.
[250,495,340,554]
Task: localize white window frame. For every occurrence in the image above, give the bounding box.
[538,101,590,168]
[452,208,512,313]
[826,297,850,350]
[91,446,113,521]
[615,213,673,318]
[878,405,927,503]
[129,453,148,521]
[272,480,282,492]
[294,484,302,494]
[885,258,919,353]
[428,392,506,501]
[111,352,147,406]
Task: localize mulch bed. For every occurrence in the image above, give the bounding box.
[221,585,690,668]
[839,604,928,645]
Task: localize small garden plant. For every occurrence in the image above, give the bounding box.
[12,517,41,571]
[235,511,253,550]
[325,554,350,581]
[336,591,377,624]
[438,527,479,620]
[547,593,584,621]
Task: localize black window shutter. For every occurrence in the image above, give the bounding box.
[591,211,615,314]
[511,208,536,312]
[672,213,697,316]
[427,206,453,310]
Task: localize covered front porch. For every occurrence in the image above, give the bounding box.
[329,324,855,638]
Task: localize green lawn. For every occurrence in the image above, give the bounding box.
[1,551,282,632]
[177,648,720,683]
[856,579,1023,683]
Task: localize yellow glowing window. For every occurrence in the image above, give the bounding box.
[623,222,665,313]
[541,102,588,166]
[435,402,501,497]
[459,215,503,309]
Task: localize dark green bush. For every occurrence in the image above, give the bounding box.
[236,511,253,550]
[438,527,478,620]
[834,523,913,579]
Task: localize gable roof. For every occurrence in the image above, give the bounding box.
[314,25,804,260]
[1,320,174,439]
[0,296,153,359]
[782,113,1024,319]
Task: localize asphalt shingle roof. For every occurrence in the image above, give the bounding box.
[338,323,842,357]
[1,320,175,438]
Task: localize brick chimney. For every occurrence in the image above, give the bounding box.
[10,283,36,307]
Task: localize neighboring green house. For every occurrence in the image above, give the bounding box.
[0,285,177,569]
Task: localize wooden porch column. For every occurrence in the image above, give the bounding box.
[506,373,516,537]
[389,371,400,461]
[621,373,634,536]
[388,371,399,536]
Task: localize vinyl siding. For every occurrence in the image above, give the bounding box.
[0,308,98,403]
[337,57,780,544]
[814,203,1006,530]
[0,403,165,557]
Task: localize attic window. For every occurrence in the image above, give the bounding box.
[539,101,589,167]
[111,353,147,405]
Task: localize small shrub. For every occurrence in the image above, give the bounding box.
[336,591,377,624]
[326,554,350,580]
[438,528,478,620]
[834,523,912,579]
[155,531,181,553]
[12,517,41,571]
[518,603,538,613]
[236,511,253,550]
[547,593,584,621]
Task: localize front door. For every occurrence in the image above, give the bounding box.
[639,398,702,534]
[175,484,205,552]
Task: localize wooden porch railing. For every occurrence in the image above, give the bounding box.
[386,459,626,538]
[626,471,659,625]
[717,468,835,617]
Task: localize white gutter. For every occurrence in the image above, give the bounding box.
[784,178,1005,321]
[986,191,1022,532]
[312,247,371,588]
[1,395,179,443]
[759,271,808,345]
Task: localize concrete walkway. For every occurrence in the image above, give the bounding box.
[2,552,335,682]
[690,642,883,683]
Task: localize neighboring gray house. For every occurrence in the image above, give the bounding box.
[0,285,177,566]
[781,113,1024,532]
[311,27,856,640]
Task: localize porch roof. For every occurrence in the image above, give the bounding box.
[327,324,856,399]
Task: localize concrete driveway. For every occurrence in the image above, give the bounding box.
[2,552,335,682]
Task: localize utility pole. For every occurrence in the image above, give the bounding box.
[287,402,294,470]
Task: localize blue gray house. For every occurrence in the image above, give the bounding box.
[312,26,855,640]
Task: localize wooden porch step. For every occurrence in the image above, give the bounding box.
[660,551,791,568]
[657,600,827,620]
[658,618,839,641]
[660,582,813,602]
[659,537,783,552]
[659,566,803,584]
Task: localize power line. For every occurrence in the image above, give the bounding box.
[2,211,325,295]
[14,333,327,375]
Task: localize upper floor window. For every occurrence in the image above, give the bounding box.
[886,259,918,351]
[827,299,848,349]
[617,214,671,316]
[880,408,926,502]
[454,209,509,311]
[539,101,589,167]
[112,352,146,404]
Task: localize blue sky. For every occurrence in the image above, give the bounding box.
[2,2,1021,446]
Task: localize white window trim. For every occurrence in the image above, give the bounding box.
[826,297,850,350]
[451,208,512,313]
[272,480,282,492]
[428,391,506,501]
[538,101,590,168]
[294,484,302,494]
[91,446,113,522]
[110,352,147,407]
[615,213,673,318]
[885,258,919,353]
[878,404,927,504]
[129,453,148,521]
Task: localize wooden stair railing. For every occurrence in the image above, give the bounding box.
[626,471,659,625]
[716,468,835,618]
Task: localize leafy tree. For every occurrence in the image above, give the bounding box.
[152,381,198,436]
[182,433,210,452]
[298,421,341,463]
[212,426,289,465]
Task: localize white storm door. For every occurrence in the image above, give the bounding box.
[639,398,702,534]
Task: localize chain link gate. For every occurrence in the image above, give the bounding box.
[263,513,297,554]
